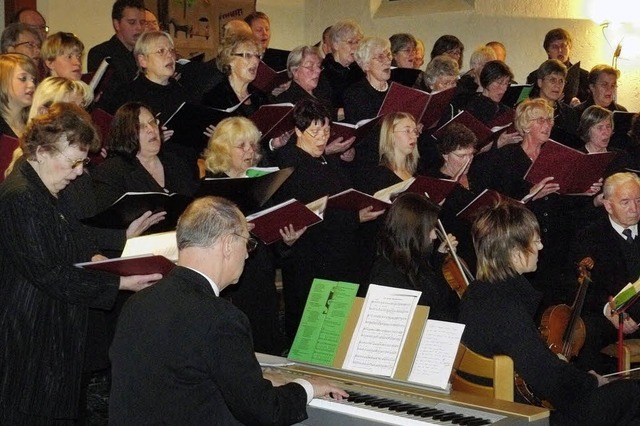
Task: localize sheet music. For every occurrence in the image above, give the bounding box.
[343,284,420,377]
[122,231,178,261]
[408,319,465,389]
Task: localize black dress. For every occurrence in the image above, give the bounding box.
[370,255,459,322]
[87,36,138,95]
[272,145,360,343]
[204,170,285,355]
[343,78,387,124]
[274,79,334,118]
[463,93,512,125]
[0,160,120,423]
[459,274,640,425]
[201,78,270,117]
[320,53,364,111]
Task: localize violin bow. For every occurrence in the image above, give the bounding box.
[436,219,473,286]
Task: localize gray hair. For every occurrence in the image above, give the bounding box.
[286,45,323,79]
[177,196,245,250]
[355,37,390,70]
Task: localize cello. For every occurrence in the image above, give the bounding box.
[515,257,594,407]
[435,219,475,298]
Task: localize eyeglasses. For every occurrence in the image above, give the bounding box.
[372,52,392,62]
[149,47,176,57]
[298,64,324,72]
[450,150,475,159]
[140,117,160,130]
[53,146,90,169]
[394,128,421,137]
[231,52,263,60]
[397,48,416,55]
[234,233,258,253]
[445,48,462,56]
[13,41,41,50]
[530,117,554,126]
[305,128,331,139]
[233,142,255,152]
[543,76,565,86]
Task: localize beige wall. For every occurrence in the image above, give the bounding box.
[37,0,640,111]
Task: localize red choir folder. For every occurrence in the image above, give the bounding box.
[524,139,617,194]
[246,197,326,244]
[377,83,456,129]
[252,61,290,93]
[330,115,383,143]
[75,254,176,276]
[89,108,114,166]
[406,175,460,204]
[431,111,513,150]
[249,103,295,141]
[456,189,523,221]
[327,179,415,212]
[0,134,20,183]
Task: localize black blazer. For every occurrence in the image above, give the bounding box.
[109,266,308,425]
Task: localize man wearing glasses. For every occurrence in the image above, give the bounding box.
[88,0,145,93]
[110,196,347,424]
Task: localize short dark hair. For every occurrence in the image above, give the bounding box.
[436,122,477,155]
[536,59,567,80]
[577,105,612,143]
[378,192,441,289]
[244,11,270,26]
[543,28,572,51]
[430,34,464,66]
[108,101,152,158]
[479,60,513,88]
[293,97,331,132]
[22,102,99,159]
[587,64,620,86]
[112,0,145,21]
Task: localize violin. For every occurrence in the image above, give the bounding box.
[515,257,594,408]
[436,220,475,298]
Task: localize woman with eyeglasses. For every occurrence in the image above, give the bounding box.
[202,32,270,117]
[201,116,303,355]
[97,31,187,123]
[91,101,199,229]
[320,19,365,118]
[272,97,384,347]
[429,35,464,69]
[0,103,162,424]
[41,31,85,81]
[469,98,602,310]
[0,53,36,139]
[1,23,42,72]
[530,59,581,149]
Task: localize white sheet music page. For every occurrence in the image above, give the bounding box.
[408,319,465,389]
[342,284,421,377]
[122,231,178,262]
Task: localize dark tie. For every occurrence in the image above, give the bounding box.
[623,228,634,243]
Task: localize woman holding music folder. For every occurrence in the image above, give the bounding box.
[469,98,601,310]
[91,101,199,232]
[370,192,459,321]
[354,111,420,286]
[459,201,640,426]
[0,103,162,424]
[201,31,271,117]
[201,116,303,355]
[577,105,629,179]
[272,97,384,346]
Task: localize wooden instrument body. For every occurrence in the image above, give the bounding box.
[539,304,586,360]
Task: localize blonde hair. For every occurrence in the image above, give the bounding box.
[202,117,262,174]
[28,77,93,121]
[0,53,37,126]
[379,112,419,174]
[514,98,553,135]
[41,31,84,63]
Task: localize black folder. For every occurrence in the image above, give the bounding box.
[196,167,294,212]
[82,191,194,230]
[163,102,233,153]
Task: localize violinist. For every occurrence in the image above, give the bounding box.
[569,172,640,373]
[369,192,460,321]
[459,201,640,426]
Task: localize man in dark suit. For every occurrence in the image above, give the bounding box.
[570,172,640,373]
[87,0,145,96]
[109,196,346,424]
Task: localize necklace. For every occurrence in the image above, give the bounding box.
[368,78,388,92]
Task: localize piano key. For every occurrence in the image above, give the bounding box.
[421,409,445,418]
[365,397,394,406]
[466,419,492,426]
[442,413,466,422]
[406,406,435,415]
[389,403,419,412]
[432,411,459,420]
[455,416,481,425]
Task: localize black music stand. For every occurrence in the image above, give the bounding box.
[610,292,640,372]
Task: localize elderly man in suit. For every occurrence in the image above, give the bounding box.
[109,196,346,424]
[569,172,640,373]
